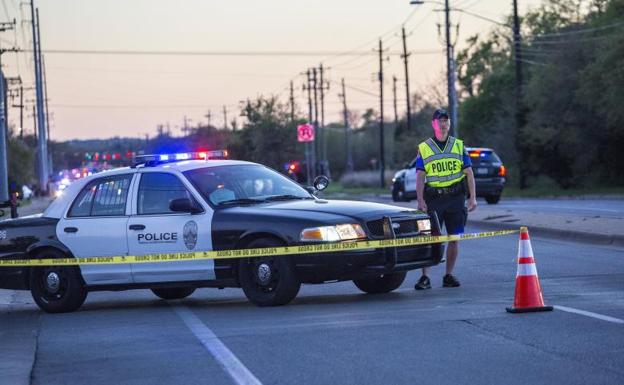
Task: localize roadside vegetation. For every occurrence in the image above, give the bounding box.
[6,0,622,197]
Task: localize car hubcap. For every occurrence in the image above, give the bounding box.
[257,263,272,285]
[46,272,60,294]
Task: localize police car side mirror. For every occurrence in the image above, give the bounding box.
[313,175,329,192]
[0,209,4,217]
[170,198,202,214]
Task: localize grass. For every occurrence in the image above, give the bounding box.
[322,183,390,196]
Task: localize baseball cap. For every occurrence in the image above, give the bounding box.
[432,109,449,120]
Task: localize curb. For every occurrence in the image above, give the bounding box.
[468,219,624,248]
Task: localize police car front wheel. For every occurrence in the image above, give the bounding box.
[239,238,301,307]
[353,272,406,294]
[29,249,87,313]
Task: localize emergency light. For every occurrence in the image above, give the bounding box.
[132,150,229,167]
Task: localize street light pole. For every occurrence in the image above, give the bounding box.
[410,0,455,136]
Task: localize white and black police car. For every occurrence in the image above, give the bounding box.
[0,151,442,313]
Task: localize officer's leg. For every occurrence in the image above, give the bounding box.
[446,241,458,274]
[423,202,444,277]
[443,203,465,275]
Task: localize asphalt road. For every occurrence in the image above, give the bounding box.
[489,198,624,219]
[1,225,623,385]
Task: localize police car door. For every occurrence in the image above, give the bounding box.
[57,174,134,285]
[127,171,214,283]
[404,157,418,194]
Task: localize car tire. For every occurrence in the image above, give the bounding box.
[392,185,407,202]
[29,249,87,313]
[353,272,406,294]
[239,238,301,307]
[485,194,501,204]
[151,287,196,300]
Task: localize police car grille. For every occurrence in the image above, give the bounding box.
[366,220,385,237]
[366,218,420,238]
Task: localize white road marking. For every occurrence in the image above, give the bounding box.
[173,305,263,385]
[555,305,624,324]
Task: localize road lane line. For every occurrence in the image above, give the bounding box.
[554,305,624,324]
[173,305,263,385]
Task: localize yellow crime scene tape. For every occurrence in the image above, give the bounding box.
[0,229,519,267]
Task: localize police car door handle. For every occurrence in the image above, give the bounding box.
[129,224,146,231]
[64,227,78,233]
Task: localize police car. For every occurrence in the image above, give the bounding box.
[0,151,442,313]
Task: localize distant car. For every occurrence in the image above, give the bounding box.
[466,147,506,204]
[391,147,506,204]
[0,151,442,313]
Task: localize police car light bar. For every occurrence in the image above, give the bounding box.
[132,150,229,167]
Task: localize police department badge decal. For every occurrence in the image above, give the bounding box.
[183,221,198,250]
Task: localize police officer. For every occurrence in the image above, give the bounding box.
[414,109,477,290]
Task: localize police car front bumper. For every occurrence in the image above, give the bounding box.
[292,242,443,283]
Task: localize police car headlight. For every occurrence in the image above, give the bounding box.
[417,219,431,232]
[300,224,366,242]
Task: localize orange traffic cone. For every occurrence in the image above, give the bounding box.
[506,227,553,313]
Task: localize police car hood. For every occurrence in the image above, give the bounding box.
[229,199,425,222]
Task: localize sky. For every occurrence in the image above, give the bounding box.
[1,0,543,141]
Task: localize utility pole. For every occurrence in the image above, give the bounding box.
[289,80,295,122]
[17,84,23,139]
[42,53,52,173]
[318,63,329,175]
[182,115,189,136]
[0,19,18,206]
[312,67,320,176]
[378,39,385,188]
[401,26,412,133]
[32,105,36,140]
[512,0,527,188]
[204,110,211,127]
[7,76,23,139]
[392,75,399,129]
[340,78,353,173]
[303,70,314,183]
[0,65,7,204]
[222,105,227,130]
[31,3,48,193]
[443,0,457,137]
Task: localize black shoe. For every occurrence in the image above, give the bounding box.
[443,274,461,288]
[414,275,431,290]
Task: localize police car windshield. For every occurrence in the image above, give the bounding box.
[184,164,312,207]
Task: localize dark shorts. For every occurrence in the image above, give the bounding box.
[426,195,467,235]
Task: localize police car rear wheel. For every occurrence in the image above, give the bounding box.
[353,272,406,294]
[151,287,195,300]
[239,238,301,307]
[485,194,501,204]
[29,250,87,313]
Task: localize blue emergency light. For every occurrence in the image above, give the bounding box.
[132,150,229,167]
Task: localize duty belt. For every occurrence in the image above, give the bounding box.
[425,183,464,198]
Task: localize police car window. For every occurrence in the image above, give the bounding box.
[185,164,310,206]
[68,175,132,217]
[138,173,195,215]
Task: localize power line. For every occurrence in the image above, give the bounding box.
[34,49,409,57]
[528,33,622,45]
[518,58,548,67]
[319,7,420,66]
[527,20,624,40]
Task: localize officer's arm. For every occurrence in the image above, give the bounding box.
[416,170,427,210]
[463,167,478,211]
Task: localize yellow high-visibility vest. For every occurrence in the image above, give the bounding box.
[418,136,465,187]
